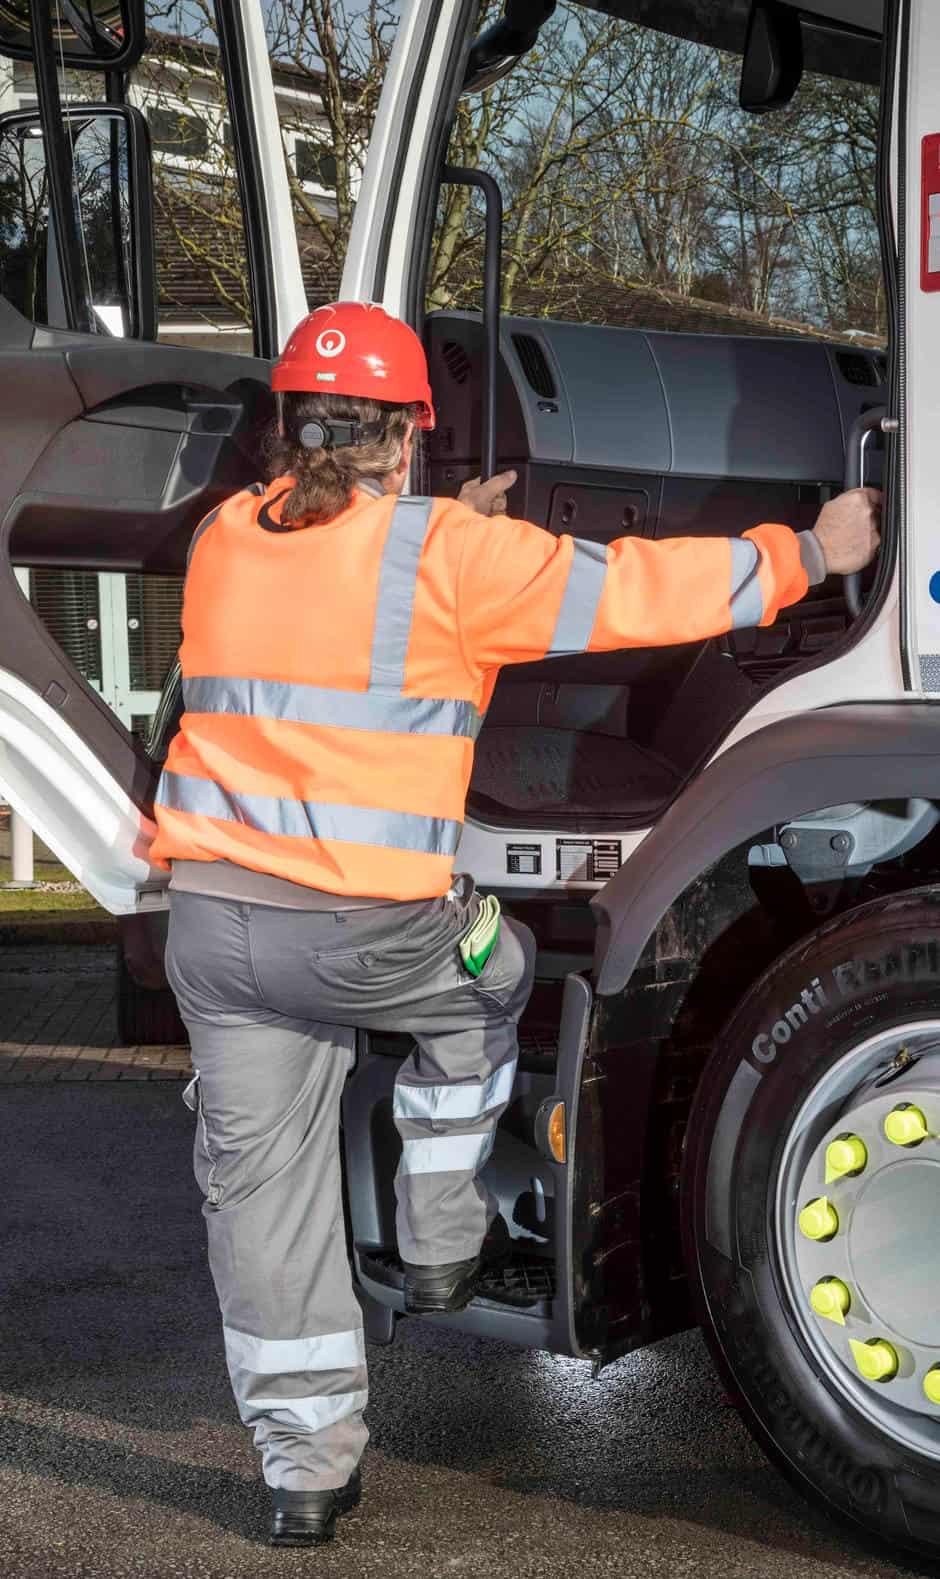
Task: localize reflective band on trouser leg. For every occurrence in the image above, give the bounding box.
[393,1058,517,1122]
[225,1323,368,1459]
[729,536,765,628]
[399,1131,496,1175]
[391,920,529,1271]
[155,771,463,856]
[547,536,608,655]
[182,675,482,739]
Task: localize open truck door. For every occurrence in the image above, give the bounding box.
[0,3,310,919]
[11,0,940,1563]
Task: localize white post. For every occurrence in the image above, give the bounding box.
[8,570,36,886]
[10,810,35,885]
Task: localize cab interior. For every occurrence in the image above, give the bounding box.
[425,312,886,830]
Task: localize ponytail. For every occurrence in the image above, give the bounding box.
[263,392,417,525]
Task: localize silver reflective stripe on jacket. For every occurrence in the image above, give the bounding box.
[157,495,475,858]
[729,537,766,628]
[182,675,482,739]
[156,771,463,854]
[546,536,608,655]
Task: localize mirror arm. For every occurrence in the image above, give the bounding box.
[463,0,556,94]
[59,0,99,53]
[27,0,91,332]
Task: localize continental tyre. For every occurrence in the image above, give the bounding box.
[116,941,186,1046]
[683,886,940,1561]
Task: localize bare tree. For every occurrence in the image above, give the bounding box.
[139,0,882,343]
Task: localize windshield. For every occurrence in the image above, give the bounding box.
[432,0,883,344]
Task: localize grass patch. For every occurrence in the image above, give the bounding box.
[0,857,108,916]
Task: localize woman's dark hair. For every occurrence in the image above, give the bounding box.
[264,390,418,525]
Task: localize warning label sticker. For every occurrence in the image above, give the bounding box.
[506,842,542,876]
[555,838,622,882]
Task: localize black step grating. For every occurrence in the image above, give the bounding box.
[512,333,556,399]
[359,1247,555,1309]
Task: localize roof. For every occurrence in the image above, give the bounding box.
[154,188,886,352]
[154,183,341,328]
[142,28,356,104]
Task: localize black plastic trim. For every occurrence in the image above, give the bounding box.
[212,2,278,359]
[547,971,595,1357]
[27,0,88,332]
[404,0,479,333]
[441,166,502,480]
[0,0,146,72]
[592,703,940,999]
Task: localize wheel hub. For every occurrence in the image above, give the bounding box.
[793,1054,940,1420]
[848,1159,940,1346]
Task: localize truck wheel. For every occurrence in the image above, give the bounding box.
[683,886,940,1561]
[116,942,186,1046]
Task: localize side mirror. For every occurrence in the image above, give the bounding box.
[0,0,146,72]
[739,0,803,114]
[462,0,556,95]
[0,105,156,338]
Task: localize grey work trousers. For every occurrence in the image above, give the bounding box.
[165,876,535,1491]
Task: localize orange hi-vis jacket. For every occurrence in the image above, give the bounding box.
[150,477,810,900]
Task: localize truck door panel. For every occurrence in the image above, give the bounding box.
[0,309,272,898]
[7,336,272,572]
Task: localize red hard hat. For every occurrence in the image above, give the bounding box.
[272,302,435,430]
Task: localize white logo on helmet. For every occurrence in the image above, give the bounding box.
[316,329,346,358]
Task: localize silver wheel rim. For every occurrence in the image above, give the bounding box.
[774,1020,940,1457]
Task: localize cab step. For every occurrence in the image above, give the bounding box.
[358,1246,556,1310]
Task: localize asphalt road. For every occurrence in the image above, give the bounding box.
[0,1082,935,1579]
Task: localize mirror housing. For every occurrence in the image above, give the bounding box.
[0,104,156,339]
[463,0,556,95]
[739,0,803,114]
[0,0,146,72]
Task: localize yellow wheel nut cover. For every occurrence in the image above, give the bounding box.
[884,1105,929,1147]
[825,1134,868,1183]
[924,1368,940,1406]
[810,1278,851,1325]
[849,1338,899,1383]
[798,1196,839,1241]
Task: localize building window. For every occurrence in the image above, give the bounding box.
[148,105,210,161]
[295,140,337,190]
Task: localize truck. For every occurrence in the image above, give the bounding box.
[1,0,938,1560]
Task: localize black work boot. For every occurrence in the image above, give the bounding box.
[403,1214,511,1315]
[269,1466,362,1547]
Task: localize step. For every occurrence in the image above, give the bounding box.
[358,1246,556,1311]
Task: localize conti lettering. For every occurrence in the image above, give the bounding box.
[751,978,828,1063]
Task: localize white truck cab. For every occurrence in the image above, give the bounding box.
[2,0,940,1560]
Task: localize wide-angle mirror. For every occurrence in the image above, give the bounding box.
[0,0,145,71]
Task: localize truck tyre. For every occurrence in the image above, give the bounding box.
[116,941,186,1046]
[683,886,940,1562]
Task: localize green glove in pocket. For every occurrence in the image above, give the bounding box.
[459,893,501,978]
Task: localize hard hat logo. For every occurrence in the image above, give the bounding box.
[316,329,346,359]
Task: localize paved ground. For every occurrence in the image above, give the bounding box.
[0,946,190,1082]
[0,947,936,1579]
